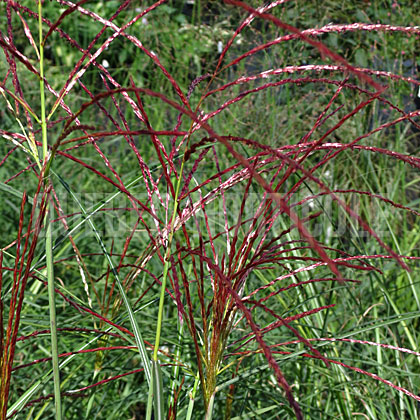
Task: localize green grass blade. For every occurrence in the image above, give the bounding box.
[45,206,62,419]
[152,360,164,420]
[185,375,200,420]
[0,182,33,203]
[56,173,151,383]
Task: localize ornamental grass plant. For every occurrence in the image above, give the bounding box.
[0,1,419,419]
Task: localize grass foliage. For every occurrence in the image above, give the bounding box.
[0,1,419,419]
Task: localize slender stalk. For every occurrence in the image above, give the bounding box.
[150,146,188,418]
[152,157,186,361]
[148,166,184,419]
[38,1,62,418]
[150,77,216,413]
[152,260,171,362]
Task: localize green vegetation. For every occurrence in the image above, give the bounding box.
[0,1,419,419]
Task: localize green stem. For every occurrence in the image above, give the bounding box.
[152,260,170,362]
[38,4,47,161]
[149,154,187,419]
[152,158,186,361]
[38,1,61,418]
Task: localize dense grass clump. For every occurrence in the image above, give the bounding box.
[0,1,419,419]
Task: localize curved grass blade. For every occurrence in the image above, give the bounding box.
[56,173,151,383]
